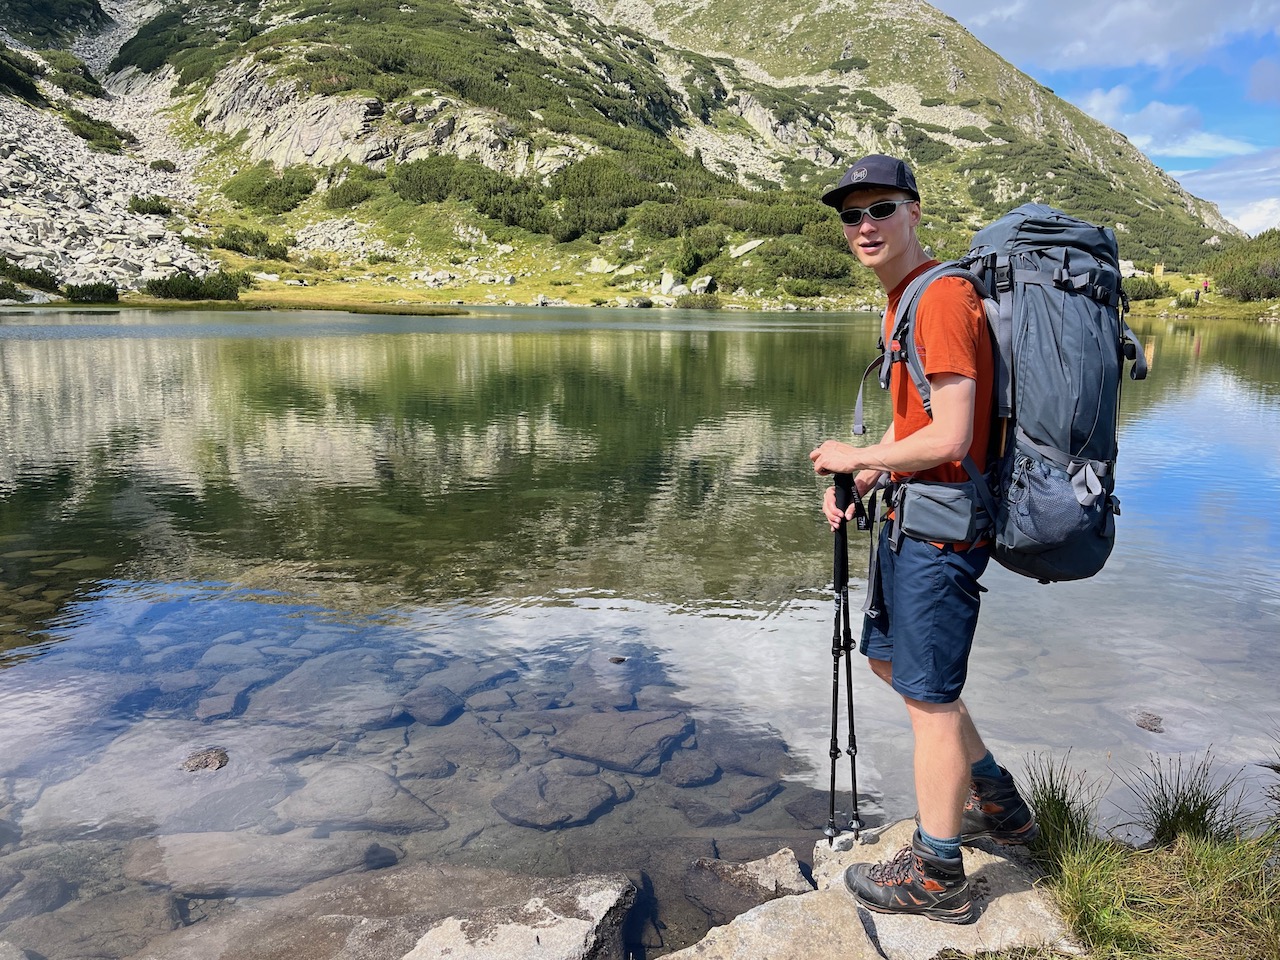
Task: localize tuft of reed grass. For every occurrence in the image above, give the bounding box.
[1119,750,1245,846]
[1009,750,1280,960]
[1022,749,1106,871]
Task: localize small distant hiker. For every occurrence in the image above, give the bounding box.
[808,154,1038,924]
[1203,279,1210,294]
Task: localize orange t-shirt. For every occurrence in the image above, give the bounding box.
[884,262,993,485]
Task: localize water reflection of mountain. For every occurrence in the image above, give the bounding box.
[0,312,883,651]
[4,309,1278,654]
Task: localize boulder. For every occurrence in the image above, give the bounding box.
[129,863,633,960]
[811,819,1080,960]
[274,761,447,832]
[551,709,692,775]
[491,759,623,829]
[123,830,400,897]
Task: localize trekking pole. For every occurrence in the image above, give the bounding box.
[825,473,866,844]
[836,473,866,840]
[823,472,848,845]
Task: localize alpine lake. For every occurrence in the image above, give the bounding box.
[1,303,1279,958]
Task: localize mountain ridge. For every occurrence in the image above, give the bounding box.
[0,0,1245,307]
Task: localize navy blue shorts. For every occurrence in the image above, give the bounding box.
[860,524,990,704]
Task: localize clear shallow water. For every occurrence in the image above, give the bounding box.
[1,305,1279,957]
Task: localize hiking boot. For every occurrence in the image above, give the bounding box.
[960,767,1040,845]
[842,832,975,924]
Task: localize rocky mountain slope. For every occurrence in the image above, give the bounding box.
[0,0,1243,307]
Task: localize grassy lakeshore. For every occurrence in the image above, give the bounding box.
[962,750,1280,960]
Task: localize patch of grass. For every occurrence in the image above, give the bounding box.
[1119,752,1247,846]
[1017,750,1280,960]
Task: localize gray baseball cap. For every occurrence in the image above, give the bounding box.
[820,154,920,209]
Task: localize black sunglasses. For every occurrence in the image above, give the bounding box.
[838,198,915,226]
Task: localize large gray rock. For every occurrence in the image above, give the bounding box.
[407,713,519,771]
[552,709,692,775]
[403,873,634,960]
[665,820,1079,959]
[123,830,398,897]
[0,889,177,960]
[490,759,623,829]
[19,721,291,841]
[663,888,882,960]
[0,669,152,778]
[123,863,633,960]
[242,651,408,730]
[814,819,1080,959]
[400,683,464,726]
[275,761,447,832]
[684,848,814,927]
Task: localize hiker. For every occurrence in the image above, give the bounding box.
[808,154,1038,924]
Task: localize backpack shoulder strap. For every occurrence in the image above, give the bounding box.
[851,260,994,436]
[888,260,988,418]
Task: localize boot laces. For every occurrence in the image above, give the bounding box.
[867,844,917,885]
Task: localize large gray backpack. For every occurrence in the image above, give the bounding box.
[864,203,1148,582]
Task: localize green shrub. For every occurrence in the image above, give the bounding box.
[1220,267,1280,301]
[62,107,135,153]
[675,292,720,309]
[1123,276,1171,301]
[64,281,119,302]
[778,241,850,280]
[667,236,699,276]
[0,280,31,302]
[953,125,991,143]
[0,256,61,292]
[324,179,374,209]
[144,270,244,300]
[149,158,178,173]
[783,278,822,297]
[829,56,868,72]
[37,49,105,96]
[390,155,459,204]
[0,46,43,103]
[1205,229,1280,301]
[902,126,952,164]
[214,225,289,261]
[223,162,315,214]
[128,195,173,216]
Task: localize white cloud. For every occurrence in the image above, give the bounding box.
[932,0,1280,70]
[1075,86,1258,158]
[1177,147,1280,235]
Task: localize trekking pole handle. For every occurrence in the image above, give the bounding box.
[834,473,853,519]
[834,473,869,531]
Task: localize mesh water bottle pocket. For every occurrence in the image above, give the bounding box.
[1005,453,1097,549]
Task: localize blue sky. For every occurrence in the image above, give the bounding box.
[930,1,1280,236]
